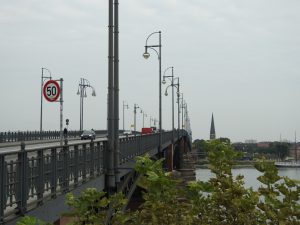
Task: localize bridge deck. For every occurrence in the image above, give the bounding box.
[0,131,187,224]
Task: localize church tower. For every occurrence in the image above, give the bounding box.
[210,113,216,140]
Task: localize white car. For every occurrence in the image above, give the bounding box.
[123,130,132,136]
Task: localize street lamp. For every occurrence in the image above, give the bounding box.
[122,101,129,131]
[154,118,158,127]
[174,80,180,138]
[143,31,162,154]
[77,78,96,131]
[150,116,154,127]
[40,68,52,139]
[180,99,187,130]
[162,66,175,144]
[133,103,140,135]
[179,93,184,130]
[142,111,147,128]
[163,67,181,143]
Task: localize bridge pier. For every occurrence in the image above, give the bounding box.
[166,144,174,171]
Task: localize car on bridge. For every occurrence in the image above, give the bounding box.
[81,130,96,140]
[123,130,132,137]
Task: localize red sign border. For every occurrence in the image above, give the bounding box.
[43,80,61,102]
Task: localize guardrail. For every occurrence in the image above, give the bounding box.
[0,130,187,223]
[0,130,111,143]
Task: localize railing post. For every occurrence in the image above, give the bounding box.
[90,142,95,178]
[82,144,87,183]
[103,141,109,190]
[17,142,27,215]
[37,150,44,205]
[51,148,57,199]
[0,155,5,224]
[96,142,101,176]
[62,144,69,192]
[74,145,79,187]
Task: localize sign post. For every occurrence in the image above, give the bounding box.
[43,80,61,102]
[59,78,63,146]
[43,79,64,146]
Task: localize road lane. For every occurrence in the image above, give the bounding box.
[0,134,108,153]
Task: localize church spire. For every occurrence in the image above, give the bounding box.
[210,113,216,140]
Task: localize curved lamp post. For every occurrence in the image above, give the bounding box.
[133,103,140,135]
[162,67,181,142]
[162,66,174,144]
[141,110,147,128]
[122,101,129,131]
[178,93,184,130]
[77,78,96,131]
[143,31,162,154]
[40,68,52,139]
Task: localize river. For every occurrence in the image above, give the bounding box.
[196,167,300,190]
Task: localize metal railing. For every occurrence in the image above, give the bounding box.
[0,130,111,143]
[0,130,187,223]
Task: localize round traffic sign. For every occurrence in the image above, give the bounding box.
[43,80,61,102]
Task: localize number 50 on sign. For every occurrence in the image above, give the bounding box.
[43,80,61,102]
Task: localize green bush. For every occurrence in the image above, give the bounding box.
[18,140,300,225]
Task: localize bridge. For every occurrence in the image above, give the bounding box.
[0,1,194,224]
[0,130,191,224]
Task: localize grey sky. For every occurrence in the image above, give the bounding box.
[0,0,300,142]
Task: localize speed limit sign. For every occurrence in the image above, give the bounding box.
[43,80,61,102]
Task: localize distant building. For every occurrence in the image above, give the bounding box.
[245,139,257,144]
[210,113,216,140]
[257,142,271,148]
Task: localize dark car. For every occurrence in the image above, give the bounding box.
[81,130,96,140]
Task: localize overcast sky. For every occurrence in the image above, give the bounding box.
[1,0,300,142]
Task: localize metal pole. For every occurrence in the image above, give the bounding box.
[107,0,115,192]
[82,81,84,130]
[185,104,188,130]
[177,79,180,139]
[114,0,120,184]
[123,101,125,131]
[181,94,184,130]
[40,68,51,138]
[60,78,63,146]
[134,104,137,135]
[171,67,174,144]
[40,69,44,136]
[81,79,84,131]
[159,31,162,154]
[79,78,82,131]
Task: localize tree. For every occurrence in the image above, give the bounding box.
[273,142,289,160]
[193,139,206,159]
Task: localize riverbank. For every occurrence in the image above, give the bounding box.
[196,160,255,169]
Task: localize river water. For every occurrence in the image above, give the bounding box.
[196,167,300,190]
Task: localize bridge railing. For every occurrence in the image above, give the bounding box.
[0,131,80,143]
[0,130,187,223]
[0,130,112,143]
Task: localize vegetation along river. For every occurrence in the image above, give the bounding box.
[196,167,300,190]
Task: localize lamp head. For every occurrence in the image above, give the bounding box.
[143,52,150,59]
[77,88,80,95]
[92,89,96,96]
[165,91,168,96]
[162,79,166,85]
